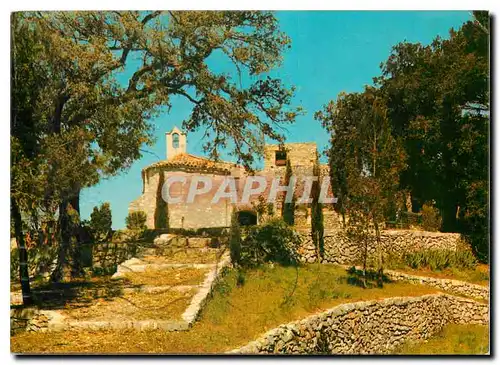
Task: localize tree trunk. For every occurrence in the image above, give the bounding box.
[362,237,368,289]
[374,221,384,288]
[441,200,458,232]
[69,190,84,278]
[11,197,33,306]
[51,200,72,282]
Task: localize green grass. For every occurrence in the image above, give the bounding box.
[395,324,489,355]
[386,264,489,286]
[383,248,489,286]
[11,264,440,354]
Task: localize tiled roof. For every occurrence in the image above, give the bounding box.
[143,153,241,173]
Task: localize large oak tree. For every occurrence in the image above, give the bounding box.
[11,11,300,302]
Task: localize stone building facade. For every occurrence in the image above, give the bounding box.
[129,127,333,229]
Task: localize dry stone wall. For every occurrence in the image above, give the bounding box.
[11,308,65,334]
[228,293,489,355]
[298,229,464,265]
[91,242,139,272]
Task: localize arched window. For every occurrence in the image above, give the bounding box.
[172,133,180,148]
[236,210,258,226]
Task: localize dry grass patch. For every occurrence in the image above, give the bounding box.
[119,267,208,287]
[11,264,442,354]
[63,289,195,321]
[395,324,489,354]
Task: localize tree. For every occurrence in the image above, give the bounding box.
[317,88,406,287]
[89,203,113,242]
[310,154,324,261]
[11,13,55,304]
[126,211,147,230]
[229,212,242,265]
[376,12,489,260]
[154,171,169,229]
[11,11,301,283]
[282,158,295,225]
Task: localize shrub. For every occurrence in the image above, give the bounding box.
[402,249,477,271]
[238,218,302,268]
[450,249,477,270]
[126,211,147,230]
[311,156,324,258]
[282,158,296,225]
[89,202,113,242]
[229,215,242,265]
[154,171,169,229]
[10,245,58,280]
[420,202,442,232]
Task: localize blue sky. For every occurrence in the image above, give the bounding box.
[81,11,472,229]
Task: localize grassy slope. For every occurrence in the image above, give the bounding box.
[386,264,490,286]
[395,324,489,354]
[11,264,439,354]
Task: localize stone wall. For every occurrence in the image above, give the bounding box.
[167,171,234,229]
[298,229,464,265]
[129,142,333,230]
[263,142,317,172]
[130,169,237,230]
[11,308,65,334]
[228,294,489,354]
[91,242,140,272]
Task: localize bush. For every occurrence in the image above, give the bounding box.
[420,202,442,232]
[10,245,58,280]
[126,211,147,230]
[238,218,302,268]
[282,158,296,225]
[89,202,113,242]
[154,171,169,229]
[229,215,242,265]
[402,249,477,271]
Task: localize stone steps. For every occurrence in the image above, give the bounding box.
[12,233,232,333]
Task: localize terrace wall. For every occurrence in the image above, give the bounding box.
[229,294,489,354]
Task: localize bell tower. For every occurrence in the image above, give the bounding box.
[165,126,187,160]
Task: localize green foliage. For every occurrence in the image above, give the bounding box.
[402,249,477,271]
[311,154,324,258]
[89,202,112,242]
[154,171,169,229]
[282,158,296,225]
[317,87,407,285]
[10,245,58,281]
[236,269,246,287]
[11,10,301,285]
[377,13,489,260]
[126,211,147,231]
[315,12,489,262]
[420,202,442,232]
[229,214,242,265]
[238,218,302,268]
